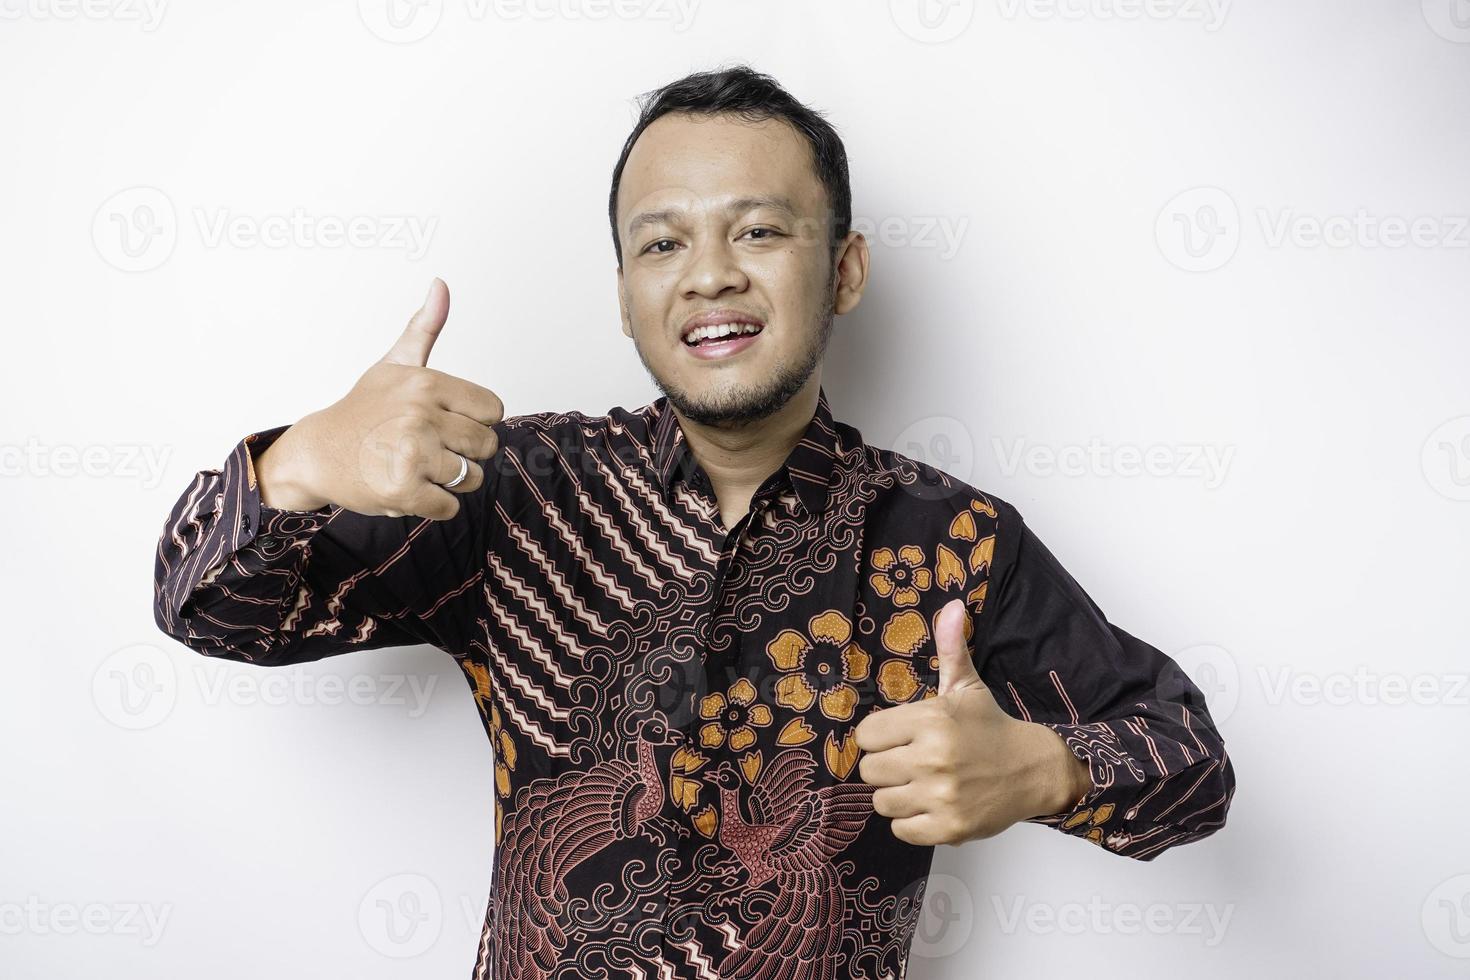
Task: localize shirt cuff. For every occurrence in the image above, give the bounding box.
[1029,720,1151,851]
[169,425,336,617]
[244,425,338,537]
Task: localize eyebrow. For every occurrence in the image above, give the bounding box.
[626,196,800,237]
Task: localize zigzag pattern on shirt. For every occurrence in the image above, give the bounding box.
[576,489,667,594]
[478,633,568,758]
[486,552,595,664]
[482,583,576,698]
[499,504,620,631]
[537,497,638,612]
[584,449,702,578]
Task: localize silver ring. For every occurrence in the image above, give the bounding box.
[441,452,469,490]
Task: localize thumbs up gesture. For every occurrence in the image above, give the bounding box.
[254,278,506,520]
[853,599,1094,846]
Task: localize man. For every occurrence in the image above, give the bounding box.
[153,65,1233,980]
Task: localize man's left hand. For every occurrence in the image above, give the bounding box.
[854,598,1093,846]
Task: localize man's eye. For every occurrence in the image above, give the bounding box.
[742,227,783,241]
[643,239,677,255]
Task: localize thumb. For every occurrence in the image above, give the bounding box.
[382,277,450,367]
[934,598,983,697]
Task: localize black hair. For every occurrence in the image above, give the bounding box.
[607,64,851,269]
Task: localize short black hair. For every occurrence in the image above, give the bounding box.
[607,64,851,269]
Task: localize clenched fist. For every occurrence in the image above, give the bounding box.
[255,278,505,521]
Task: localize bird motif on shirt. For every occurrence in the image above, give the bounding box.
[487,716,684,980]
[708,749,877,980]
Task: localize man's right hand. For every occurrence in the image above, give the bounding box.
[255,278,505,521]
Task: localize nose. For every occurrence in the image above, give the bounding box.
[678,232,749,300]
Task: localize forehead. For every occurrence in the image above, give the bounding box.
[617,112,826,225]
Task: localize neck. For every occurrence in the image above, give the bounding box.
[673,376,820,530]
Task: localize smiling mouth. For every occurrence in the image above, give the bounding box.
[679,318,766,361]
[681,321,765,348]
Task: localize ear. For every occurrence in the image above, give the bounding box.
[616,265,633,338]
[831,231,870,317]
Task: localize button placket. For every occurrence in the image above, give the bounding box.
[699,496,771,693]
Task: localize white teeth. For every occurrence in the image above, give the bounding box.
[685,322,762,344]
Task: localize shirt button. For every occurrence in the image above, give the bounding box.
[257,534,277,548]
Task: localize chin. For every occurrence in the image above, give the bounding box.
[661,373,807,428]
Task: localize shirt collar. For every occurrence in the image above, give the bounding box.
[650,386,842,516]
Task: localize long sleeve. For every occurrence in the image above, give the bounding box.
[972,501,1236,861]
[152,423,498,667]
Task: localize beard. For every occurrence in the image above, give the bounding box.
[630,262,838,430]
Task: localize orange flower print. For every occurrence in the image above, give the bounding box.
[698,677,773,752]
[1061,802,1127,849]
[670,744,710,812]
[869,545,932,607]
[875,606,977,704]
[947,498,997,577]
[765,610,872,722]
[491,702,518,799]
[462,660,517,846]
[824,729,861,780]
[692,803,719,838]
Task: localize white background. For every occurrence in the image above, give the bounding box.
[3,1,1468,977]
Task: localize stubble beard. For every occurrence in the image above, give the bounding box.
[630,261,838,430]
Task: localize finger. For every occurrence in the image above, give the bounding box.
[401,457,482,519]
[383,277,450,367]
[423,368,505,426]
[935,598,983,696]
[430,446,485,496]
[853,703,926,753]
[872,785,925,820]
[402,480,464,521]
[435,412,501,462]
[858,744,921,787]
[889,813,948,847]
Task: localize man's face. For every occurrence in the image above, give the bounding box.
[615,112,846,428]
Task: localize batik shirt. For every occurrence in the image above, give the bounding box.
[153,386,1235,979]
